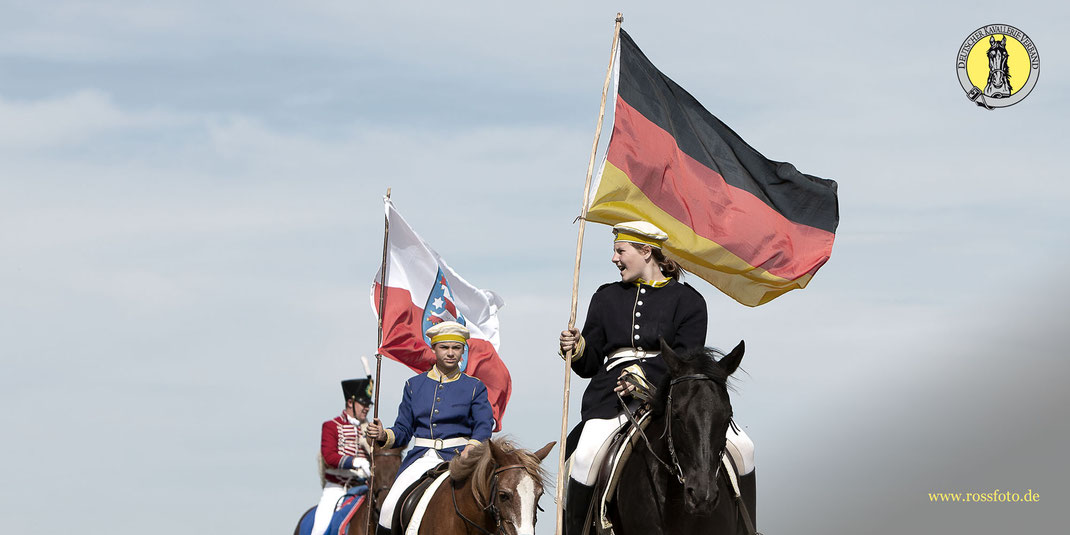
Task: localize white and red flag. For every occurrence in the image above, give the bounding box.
[370,198,511,430]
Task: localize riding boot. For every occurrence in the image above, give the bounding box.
[564,479,596,535]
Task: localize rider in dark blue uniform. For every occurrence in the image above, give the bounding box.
[367,321,494,534]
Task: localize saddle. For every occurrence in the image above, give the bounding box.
[587,410,756,535]
[591,408,651,535]
[390,463,450,535]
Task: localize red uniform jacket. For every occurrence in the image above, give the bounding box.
[320,413,370,486]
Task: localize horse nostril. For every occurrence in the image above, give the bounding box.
[686,486,697,501]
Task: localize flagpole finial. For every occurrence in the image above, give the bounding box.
[386,187,391,198]
[616,12,623,23]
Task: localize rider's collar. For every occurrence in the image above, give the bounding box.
[428,365,463,383]
[635,278,671,288]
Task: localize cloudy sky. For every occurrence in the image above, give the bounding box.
[2,1,1067,533]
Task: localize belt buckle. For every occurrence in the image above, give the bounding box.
[433,438,444,450]
[635,349,646,360]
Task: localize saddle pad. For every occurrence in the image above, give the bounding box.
[396,463,450,532]
[296,489,367,535]
[403,471,451,535]
[595,411,650,533]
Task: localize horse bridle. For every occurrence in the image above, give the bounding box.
[620,372,758,535]
[451,463,530,535]
[618,373,727,485]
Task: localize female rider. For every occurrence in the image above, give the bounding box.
[558,221,709,534]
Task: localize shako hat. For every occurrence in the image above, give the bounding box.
[612,221,668,249]
[425,321,470,346]
[341,376,374,406]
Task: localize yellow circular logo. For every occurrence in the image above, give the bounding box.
[956,24,1039,109]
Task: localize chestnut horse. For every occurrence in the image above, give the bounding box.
[414,438,555,535]
[294,445,405,535]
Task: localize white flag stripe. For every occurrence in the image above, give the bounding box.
[372,198,505,349]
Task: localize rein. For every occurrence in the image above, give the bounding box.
[617,372,722,485]
[450,463,529,535]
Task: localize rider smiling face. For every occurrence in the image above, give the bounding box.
[612,241,662,283]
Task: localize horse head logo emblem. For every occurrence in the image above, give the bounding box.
[956,25,1039,110]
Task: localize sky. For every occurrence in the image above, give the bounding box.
[1,1,1068,533]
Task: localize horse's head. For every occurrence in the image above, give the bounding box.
[450,438,555,535]
[656,339,745,515]
[371,444,404,509]
[988,36,1008,69]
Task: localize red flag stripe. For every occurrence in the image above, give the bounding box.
[605,97,835,280]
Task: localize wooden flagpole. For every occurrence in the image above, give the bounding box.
[555,13,623,535]
[368,187,391,534]
[374,189,391,421]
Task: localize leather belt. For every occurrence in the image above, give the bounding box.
[605,348,660,371]
[412,436,470,450]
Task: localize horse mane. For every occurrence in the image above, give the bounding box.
[448,437,549,508]
[650,346,736,417]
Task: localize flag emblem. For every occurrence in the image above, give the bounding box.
[422,268,469,370]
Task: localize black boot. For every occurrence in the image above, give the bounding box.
[564,480,596,535]
[375,525,392,535]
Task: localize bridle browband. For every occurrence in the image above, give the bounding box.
[451,463,532,535]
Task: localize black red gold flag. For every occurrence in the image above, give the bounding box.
[588,29,840,306]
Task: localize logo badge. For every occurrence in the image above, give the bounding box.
[956,24,1040,109]
[422,268,469,370]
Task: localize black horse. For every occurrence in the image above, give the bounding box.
[610,339,754,535]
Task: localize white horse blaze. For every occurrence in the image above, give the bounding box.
[515,474,536,535]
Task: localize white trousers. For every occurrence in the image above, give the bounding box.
[377,449,445,529]
[569,414,629,485]
[569,415,755,486]
[311,482,347,535]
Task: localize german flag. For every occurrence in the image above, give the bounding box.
[588,30,839,306]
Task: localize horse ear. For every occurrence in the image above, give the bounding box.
[533,441,556,462]
[659,338,682,373]
[719,340,745,376]
[487,439,505,463]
